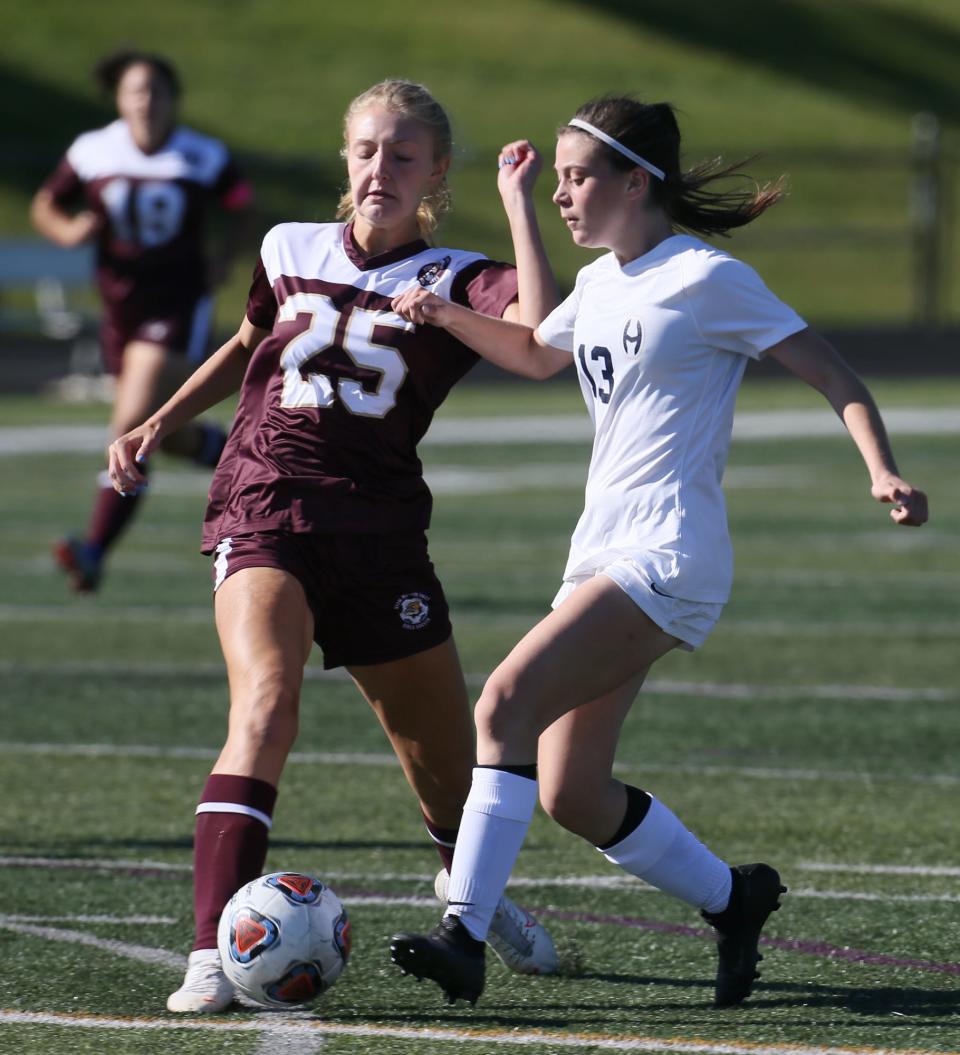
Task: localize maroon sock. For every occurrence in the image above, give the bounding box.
[192,774,278,951]
[85,471,147,553]
[423,811,458,874]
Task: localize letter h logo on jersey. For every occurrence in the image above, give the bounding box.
[622,318,643,356]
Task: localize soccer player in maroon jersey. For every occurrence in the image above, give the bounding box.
[31,50,254,593]
[107,79,561,1012]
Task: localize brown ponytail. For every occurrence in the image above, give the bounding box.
[561,95,786,237]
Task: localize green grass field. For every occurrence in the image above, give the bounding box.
[2,0,960,326]
[0,376,958,1054]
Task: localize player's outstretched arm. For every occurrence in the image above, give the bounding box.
[391,288,569,380]
[766,327,928,526]
[107,318,267,494]
[30,188,100,248]
[496,140,560,328]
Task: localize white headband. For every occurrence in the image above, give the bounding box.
[567,118,666,181]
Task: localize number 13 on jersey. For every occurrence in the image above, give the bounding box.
[278,291,412,418]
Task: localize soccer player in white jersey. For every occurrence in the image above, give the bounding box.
[31,50,254,593]
[107,79,560,1013]
[389,94,929,1008]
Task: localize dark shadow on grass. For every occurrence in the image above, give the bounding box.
[573,1,960,123]
[344,977,960,1033]
[0,61,113,195]
[747,979,960,1019]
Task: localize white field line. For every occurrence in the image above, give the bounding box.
[3,407,958,456]
[2,857,958,904]
[0,659,954,704]
[2,1011,957,1055]
[6,555,960,591]
[2,741,958,787]
[2,604,958,640]
[125,464,812,497]
[252,1016,327,1055]
[738,568,960,588]
[7,914,176,924]
[0,921,185,970]
[798,862,960,878]
[2,605,957,638]
[0,855,190,872]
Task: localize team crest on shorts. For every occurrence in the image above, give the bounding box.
[395,592,431,629]
[417,256,451,287]
[621,318,643,356]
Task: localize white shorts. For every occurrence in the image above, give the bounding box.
[552,558,724,651]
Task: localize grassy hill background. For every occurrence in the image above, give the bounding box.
[2,0,959,329]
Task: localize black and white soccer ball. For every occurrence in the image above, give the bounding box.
[217,872,351,1007]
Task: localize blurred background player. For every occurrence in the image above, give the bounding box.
[31,49,254,593]
[389,94,929,1008]
[107,79,560,1013]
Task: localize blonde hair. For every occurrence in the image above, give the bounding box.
[336,79,453,239]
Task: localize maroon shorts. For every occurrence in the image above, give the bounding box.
[211,530,453,670]
[100,295,213,375]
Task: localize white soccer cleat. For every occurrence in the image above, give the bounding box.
[434,869,559,975]
[166,948,235,1013]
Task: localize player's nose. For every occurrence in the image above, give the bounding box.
[371,150,391,180]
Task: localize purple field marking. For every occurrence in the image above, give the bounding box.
[6,857,960,978]
[535,908,960,977]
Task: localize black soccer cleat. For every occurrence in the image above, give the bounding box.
[390,915,486,1006]
[701,863,787,1008]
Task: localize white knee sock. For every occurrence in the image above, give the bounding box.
[445,767,538,941]
[599,796,731,912]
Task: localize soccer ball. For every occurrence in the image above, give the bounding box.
[217,872,351,1008]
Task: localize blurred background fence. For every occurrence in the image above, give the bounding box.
[1,0,959,385]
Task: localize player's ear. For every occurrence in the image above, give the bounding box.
[625,167,650,201]
[429,154,451,187]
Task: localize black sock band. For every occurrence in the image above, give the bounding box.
[597,784,652,851]
[477,763,537,781]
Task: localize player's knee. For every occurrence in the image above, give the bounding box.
[474,670,534,747]
[230,670,300,754]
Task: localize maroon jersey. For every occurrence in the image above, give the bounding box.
[41,119,252,317]
[201,222,518,548]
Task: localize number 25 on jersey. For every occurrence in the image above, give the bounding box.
[277,292,411,419]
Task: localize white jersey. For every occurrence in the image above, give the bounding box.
[538,234,806,603]
[64,119,233,185]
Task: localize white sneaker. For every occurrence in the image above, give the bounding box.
[434,869,559,975]
[166,949,235,1013]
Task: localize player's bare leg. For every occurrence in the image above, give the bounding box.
[475,576,679,765]
[168,568,314,1013]
[393,576,783,1005]
[352,639,559,975]
[213,567,314,782]
[350,638,472,835]
[536,672,647,845]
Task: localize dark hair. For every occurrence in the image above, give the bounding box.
[560,95,786,237]
[93,49,181,98]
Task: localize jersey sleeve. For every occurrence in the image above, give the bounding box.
[245,258,277,330]
[450,260,518,318]
[40,156,84,208]
[684,255,806,359]
[535,278,582,353]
